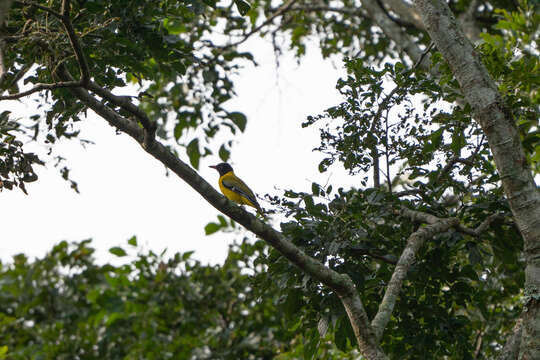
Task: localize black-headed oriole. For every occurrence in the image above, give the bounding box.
[209,162,264,215]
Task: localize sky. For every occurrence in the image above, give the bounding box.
[1,38,354,265]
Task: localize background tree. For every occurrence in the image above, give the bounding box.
[0,0,538,359]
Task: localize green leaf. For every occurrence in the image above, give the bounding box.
[182,251,194,260]
[227,112,247,132]
[233,0,251,15]
[311,182,320,196]
[186,138,201,169]
[127,236,137,247]
[303,329,320,360]
[218,144,230,162]
[109,247,127,257]
[204,222,221,235]
[0,345,8,359]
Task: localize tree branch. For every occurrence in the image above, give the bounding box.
[370,207,459,340]
[60,0,89,85]
[457,213,503,237]
[86,81,156,147]
[380,0,424,29]
[220,0,298,51]
[14,0,62,18]
[56,65,388,359]
[348,247,398,265]
[0,80,81,100]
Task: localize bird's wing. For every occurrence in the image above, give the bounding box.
[221,177,259,207]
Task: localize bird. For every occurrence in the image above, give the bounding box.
[209,162,264,215]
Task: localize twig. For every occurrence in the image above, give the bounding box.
[437,156,475,181]
[348,246,398,265]
[413,42,434,69]
[14,0,62,18]
[0,80,81,100]
[60,0,89,85]
[457,213,503,237]
[219,0,298,50]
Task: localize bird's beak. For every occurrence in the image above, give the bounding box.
[209,165,217,169]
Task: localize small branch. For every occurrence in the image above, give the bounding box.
[370,207,459,340]
[348,246,398,265]
[60,0,89,85]
[220,0,298,50]
[14,0,62,18]
[283,5,366,16]
[0,80,81,100]
[457,213,503,237]
[413,41,434,69]
[437,156,475,181]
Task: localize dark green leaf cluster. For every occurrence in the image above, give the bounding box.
[2,0,255,175]
[0,239,310,359]
[264,41,529,355]
[0,111,43,193]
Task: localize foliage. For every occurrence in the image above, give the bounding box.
[256,12,534,354]
[0,110,43,193]
[1,0,537,358]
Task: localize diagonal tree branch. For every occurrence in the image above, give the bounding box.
[370,207,459,340]
[56,65,388,360]
[86,81,156,147]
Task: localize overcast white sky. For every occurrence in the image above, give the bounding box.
[1,38,356,265]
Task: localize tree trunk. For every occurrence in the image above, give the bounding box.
[413,0,540,358]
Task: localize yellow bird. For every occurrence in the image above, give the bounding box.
[209,162,264,215]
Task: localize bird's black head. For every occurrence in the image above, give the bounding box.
[209,162,234,176]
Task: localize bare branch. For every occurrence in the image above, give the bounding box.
[0,80,81,100]
[371,207,459,340]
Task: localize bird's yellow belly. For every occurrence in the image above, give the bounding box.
[219,183,256,207]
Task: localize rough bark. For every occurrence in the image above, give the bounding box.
[412,0,540,358]
[371,208,459,339]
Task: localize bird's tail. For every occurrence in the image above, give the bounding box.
[254,202,267,219]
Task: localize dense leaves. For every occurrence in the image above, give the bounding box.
[1,0,537,358]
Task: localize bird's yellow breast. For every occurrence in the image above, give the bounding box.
[218,172,257,208]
